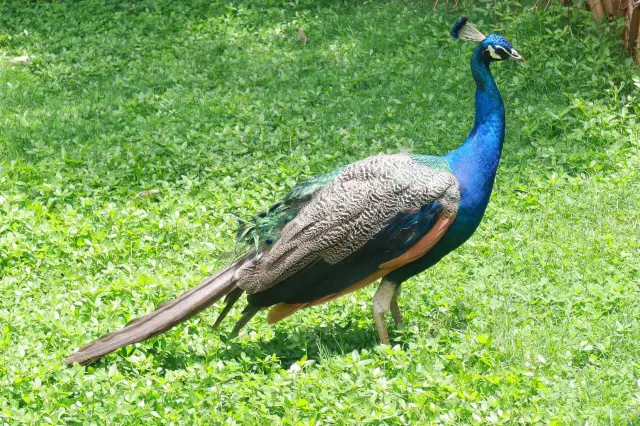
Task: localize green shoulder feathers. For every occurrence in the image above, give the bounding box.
[235,166,347,253]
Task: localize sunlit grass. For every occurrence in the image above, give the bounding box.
[0,0,638,424]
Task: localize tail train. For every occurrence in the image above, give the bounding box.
[65,258,249,366]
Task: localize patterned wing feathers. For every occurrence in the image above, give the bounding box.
[266,209,457,324]
[237,154,459,295]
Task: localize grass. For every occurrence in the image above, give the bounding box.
[0,0,639,424]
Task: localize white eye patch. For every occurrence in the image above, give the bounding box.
[509,48,523,60]
[487,45,502,60]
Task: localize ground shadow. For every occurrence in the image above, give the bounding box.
[159,319,384,371]
[83,315,407,373]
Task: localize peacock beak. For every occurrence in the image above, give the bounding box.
[510,48,525,62]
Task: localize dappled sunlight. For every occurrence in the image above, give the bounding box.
[0,0,638,424]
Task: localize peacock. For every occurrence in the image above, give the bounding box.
[65,17,524,366]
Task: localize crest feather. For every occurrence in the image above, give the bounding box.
[450,16,486,42]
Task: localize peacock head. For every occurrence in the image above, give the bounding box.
[451,16,525,63]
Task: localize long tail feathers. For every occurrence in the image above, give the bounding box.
[65,259,248,366]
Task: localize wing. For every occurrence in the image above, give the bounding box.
[246,200,446,307]
[237,153,459,308]
[234,165,346,253]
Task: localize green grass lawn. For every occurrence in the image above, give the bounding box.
[1,0,639,423]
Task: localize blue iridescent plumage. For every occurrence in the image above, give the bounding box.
[389,27,512,283]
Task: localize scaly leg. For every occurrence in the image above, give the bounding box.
[390,284,404,326]
[231,304,260,336]
[373,278,401,345]
[213,287,243,329]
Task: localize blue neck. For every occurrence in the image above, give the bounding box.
[445,46,505,211]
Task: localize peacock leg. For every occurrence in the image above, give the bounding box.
[231,304,260,336]
[373,278,401,345]
[390,284,404,326]
[213,287,243,329]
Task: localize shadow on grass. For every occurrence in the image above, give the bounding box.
[164,319,382,371]
[80,299,461,373]
[83,316,395,373]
